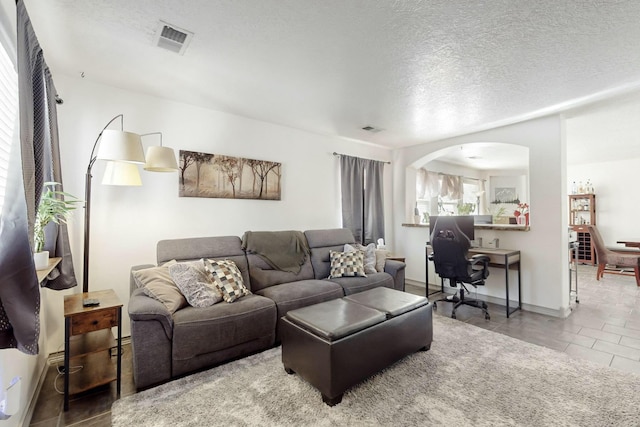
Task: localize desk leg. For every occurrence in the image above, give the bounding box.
[64,318,70,411]
[505,255,510,318]
[505,259,522,318]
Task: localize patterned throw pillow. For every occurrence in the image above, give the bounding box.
[203,259,251,303]
[169,262,223,308]
[344,243,377,274]
[329,250,367,278]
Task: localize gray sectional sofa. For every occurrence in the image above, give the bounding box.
[128,228,407,389]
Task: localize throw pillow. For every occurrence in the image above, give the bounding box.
[132,260,188,314]
[375,249,390,272]
[169,262,223,308]
[203,259,251,303]
[329,250,366,278]
[344,243,376,274]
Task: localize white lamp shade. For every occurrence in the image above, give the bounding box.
[96,129,145,164]
[144,145,179,172]
[102,161,142,186]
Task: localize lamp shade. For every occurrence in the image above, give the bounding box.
[101,161,142,186]
[96,129,145,164]
[144,145,179,172]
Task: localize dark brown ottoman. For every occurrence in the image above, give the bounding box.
[280,287,432,406]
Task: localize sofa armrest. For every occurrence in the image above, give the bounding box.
[128,288,174,339]
[128,287,174,389]
[384,259,406,291]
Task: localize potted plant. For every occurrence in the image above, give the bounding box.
[33,182,81,270]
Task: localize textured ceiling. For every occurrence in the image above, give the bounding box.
[24,0,640,157]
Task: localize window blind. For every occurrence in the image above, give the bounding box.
[0,42,18,214]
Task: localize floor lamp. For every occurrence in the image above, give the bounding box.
[83,114,145,297]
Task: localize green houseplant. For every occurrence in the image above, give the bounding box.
[33,182,81,269]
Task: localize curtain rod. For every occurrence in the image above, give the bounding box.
[332,152,391,164]
[421,168,484,182]
[437,172,485,182]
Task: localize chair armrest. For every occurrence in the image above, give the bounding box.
[469,254,490,265]
[468,254,490,279]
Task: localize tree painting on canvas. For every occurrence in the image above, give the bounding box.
[179,150,281,200]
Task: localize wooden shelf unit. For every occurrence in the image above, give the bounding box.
[63,289,122,411]
[569,194,596,265]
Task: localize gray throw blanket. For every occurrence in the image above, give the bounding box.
[242,231,310,274]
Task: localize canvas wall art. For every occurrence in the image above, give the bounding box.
[179,150,281,200]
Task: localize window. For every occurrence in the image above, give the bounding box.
[0,40,18,213]
[416,173,480,218]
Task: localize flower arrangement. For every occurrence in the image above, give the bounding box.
[514,203,529,217]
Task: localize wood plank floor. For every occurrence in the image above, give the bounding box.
[29,264,640,426]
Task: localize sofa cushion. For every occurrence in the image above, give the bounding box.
[255,279,344,336]
[171,294,276,362]
[327,272,395,295]
[157,236,251,289]
[329,250,366,278]
[305,228,357,280]
[204,259,251,303]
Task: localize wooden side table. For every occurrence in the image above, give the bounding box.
[63,289,122,411]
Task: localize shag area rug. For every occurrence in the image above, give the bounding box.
[112,315,640,426]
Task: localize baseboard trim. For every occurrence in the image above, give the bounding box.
[406,279,568,318]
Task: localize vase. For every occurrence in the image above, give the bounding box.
[525,212,529,226]
[34,251,49,270]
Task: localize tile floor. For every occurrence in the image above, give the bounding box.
[29,264,640,426]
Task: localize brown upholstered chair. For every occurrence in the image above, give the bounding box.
[587,225,640,287]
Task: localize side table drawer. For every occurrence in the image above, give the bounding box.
[70,308,118,335]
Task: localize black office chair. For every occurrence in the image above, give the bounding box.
[430,217,491,320]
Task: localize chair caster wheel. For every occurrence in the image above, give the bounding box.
[433,302,437,310]
[485,314,490,320]
[451,313,456,319]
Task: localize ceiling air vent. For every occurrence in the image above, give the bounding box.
[154,21,193,55]
[361,125,383,133]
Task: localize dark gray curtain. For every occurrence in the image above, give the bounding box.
[41,66,76,290]
[364,159,385,244]
[0,0,76,354]
[339,154,385,245]
[17,0,75,290]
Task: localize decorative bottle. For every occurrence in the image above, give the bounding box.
[414,203,421,224]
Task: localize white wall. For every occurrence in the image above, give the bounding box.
[393,115,569,316]
[566,94,640,246]
[568,158,640,244]
[39,75,394,353]
[4,72,395,424]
